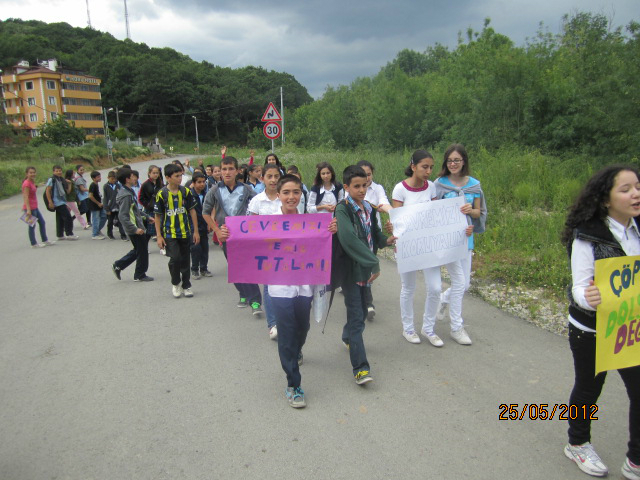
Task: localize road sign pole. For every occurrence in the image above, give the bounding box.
[271,138,274,153]
[280,86,285,146]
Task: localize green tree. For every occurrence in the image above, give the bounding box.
[37,115,85,146]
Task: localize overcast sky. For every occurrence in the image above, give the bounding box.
[1,0,637,98]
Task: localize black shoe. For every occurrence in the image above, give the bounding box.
[134,275,154,282]
[112,264,121,280]
[108,235,116,240]
[121,236,128,241]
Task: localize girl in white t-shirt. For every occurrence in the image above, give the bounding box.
[391,150,468,347]
[247,164,283,340]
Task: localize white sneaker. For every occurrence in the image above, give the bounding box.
[269,326,278,340]
[44,240,56,246]
[92,235,105,240]
[622,457,640,480]
[66,235,79,241]
[450,328,472,345]
[31,243,46,248]
[367,306,376,321]
[172,285,183,298]
[83,224,91,230]
[183,287,194,297]
[564,443,608,477]
[402,330,421,344]
[422,329,444,347]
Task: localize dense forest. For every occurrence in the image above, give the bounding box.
[0,18,312,143]
[289,13,640,157]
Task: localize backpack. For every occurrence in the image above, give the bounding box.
[43,177,57,212]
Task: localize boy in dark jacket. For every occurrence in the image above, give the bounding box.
[189,172,212,279]
[112,168,153,282]
[104,171,126,240]
[335,165,396,385]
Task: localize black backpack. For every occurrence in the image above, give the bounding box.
[43,177,57,212]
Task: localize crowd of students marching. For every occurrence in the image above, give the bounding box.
[19,146,640,479]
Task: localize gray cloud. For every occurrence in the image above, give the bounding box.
[2,0,637,97]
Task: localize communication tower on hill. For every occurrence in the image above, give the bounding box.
[85,0,92,28]
[124,0,131,39]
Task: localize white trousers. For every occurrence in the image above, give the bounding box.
[400,260,465,334]
[442,250,472,304]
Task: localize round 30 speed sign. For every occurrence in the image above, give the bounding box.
[263,121,282,140]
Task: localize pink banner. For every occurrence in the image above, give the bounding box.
[226,213,332,285]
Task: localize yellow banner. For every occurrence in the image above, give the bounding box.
[594,255,640,374]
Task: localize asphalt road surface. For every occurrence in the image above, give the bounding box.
[0,157,632,480]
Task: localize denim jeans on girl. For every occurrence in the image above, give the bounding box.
[26,208,48,245]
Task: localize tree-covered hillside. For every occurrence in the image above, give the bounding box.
[0,18,313,143]
[289,13,640,157]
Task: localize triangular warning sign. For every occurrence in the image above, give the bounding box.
[261,102,282,122]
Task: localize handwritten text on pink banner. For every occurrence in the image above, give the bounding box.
[226,213,332,285]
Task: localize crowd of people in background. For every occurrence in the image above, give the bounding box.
[19,146,640,480]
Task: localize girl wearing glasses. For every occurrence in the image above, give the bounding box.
[433,144,486,345]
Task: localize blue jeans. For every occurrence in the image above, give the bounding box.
[341,282,370,376]
[264,285,277,328]
[26,208,48,245]
[91,209,107,236]
[272,295,312,388]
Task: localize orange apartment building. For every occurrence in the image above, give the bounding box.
[1,59,104,138]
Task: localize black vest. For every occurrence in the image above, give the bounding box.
[567,217,639,330]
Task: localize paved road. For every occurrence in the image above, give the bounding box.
[0,157,632,480]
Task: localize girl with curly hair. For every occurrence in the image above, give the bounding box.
[562,164,640,479]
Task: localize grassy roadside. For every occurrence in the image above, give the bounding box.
[0,140,153,198]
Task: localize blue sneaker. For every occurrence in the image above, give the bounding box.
[285,387,306,408]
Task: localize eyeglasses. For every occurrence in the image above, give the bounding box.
[446,159,463,165]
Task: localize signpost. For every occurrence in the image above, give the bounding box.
[261,103,282,152]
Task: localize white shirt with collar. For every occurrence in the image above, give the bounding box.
[247,191,281,215]
[307,184,344,213]
[265,207,314,299]
[570,216,640,332]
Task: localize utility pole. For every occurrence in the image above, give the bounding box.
[192,116,199,152]
[103,108,113,164]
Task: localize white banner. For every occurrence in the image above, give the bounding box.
[390,197,468,274]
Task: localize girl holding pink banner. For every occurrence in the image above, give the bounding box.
[561,165,640,479]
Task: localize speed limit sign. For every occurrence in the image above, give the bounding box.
[263,121,282,140]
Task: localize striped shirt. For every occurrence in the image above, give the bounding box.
[346,196,373,287]
[154,186,197,238]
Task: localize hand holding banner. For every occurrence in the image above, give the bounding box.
[390,197,468,274]
[594,255,640,374]
[226,213,332,285]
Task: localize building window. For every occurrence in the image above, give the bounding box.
[25,81,34,90]
[46,80,56,89]
[51,112,58,121]
[28,97,36,106]
[31,130,39,137]
[29,113,38,122]
[48,96,56,105]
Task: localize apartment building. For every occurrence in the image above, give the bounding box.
[1,59,104,138]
